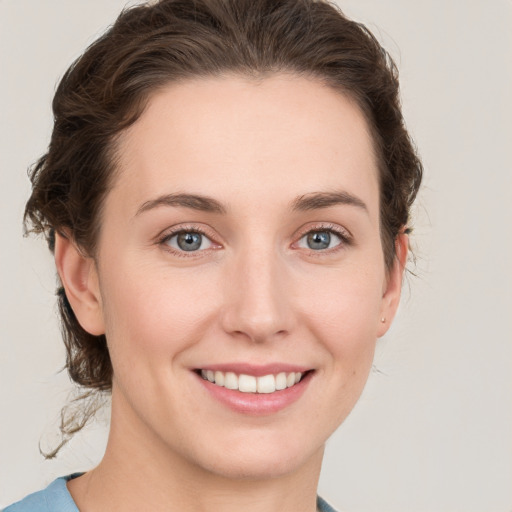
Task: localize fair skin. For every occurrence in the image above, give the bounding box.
[56,74,407,512]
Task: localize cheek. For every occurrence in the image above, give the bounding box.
[300,266,384,351]
[308,276,381,410]
[99,265,219,364]
[297,264,383,410]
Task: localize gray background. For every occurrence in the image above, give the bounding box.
[1,1,511,510]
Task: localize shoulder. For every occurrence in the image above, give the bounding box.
[3,474,82,512]
[317,495,341,512]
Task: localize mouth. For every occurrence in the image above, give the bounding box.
[193,364,314,414]
[197,369,307,394]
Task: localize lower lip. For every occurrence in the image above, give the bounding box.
[196,371,313,415]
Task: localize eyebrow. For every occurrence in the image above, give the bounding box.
[290,191,368,213]
[136,190,367,217]
[136,193,227,216]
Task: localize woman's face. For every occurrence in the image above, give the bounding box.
[75,74,405,479]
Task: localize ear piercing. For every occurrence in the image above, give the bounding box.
[380,317,386,323]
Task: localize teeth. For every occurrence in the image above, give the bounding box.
[214,371,224,386]
[200,370,304,394]
[224,372,238,390]
[257,374,276,394]
[239,374,257,392]
[275,372,287,391]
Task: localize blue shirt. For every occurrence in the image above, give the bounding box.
[3,475,81,512]
[3,474,339,511]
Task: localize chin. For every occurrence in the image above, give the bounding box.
[185,433,325,481]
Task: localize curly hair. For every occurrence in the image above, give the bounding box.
[24,0,422,453]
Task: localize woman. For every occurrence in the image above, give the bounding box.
[4,0,422,510]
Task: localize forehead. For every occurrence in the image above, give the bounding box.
[111,74,379,216]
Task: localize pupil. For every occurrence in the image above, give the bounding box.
[178,232,202,251]
[307,231,330,250]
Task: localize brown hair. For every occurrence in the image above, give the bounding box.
[25,0,422,453]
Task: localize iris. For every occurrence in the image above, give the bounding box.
[307,231,331,250]
[177,232,203,251]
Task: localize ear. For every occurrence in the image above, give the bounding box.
[54,232,105,336]
[377,232,408,338]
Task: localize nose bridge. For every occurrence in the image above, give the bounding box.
[222,241,292,343]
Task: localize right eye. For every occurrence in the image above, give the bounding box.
[163,230,214,252]
[297,230,343,251]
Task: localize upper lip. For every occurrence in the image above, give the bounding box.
[194,363,312,376]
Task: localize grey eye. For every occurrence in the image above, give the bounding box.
[307,231,331,250]
[166,231,212,252]
[298,230,342,251]
[177,232,202,251]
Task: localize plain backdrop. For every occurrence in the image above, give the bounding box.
[1,1,511,511]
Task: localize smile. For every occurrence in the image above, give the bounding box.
[200,370,304,394]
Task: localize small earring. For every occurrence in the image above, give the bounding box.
[380,317,386,323]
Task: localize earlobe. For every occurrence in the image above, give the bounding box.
[54,232,105,336]
[377,232,408,337]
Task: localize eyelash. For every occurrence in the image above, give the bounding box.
[157,223,352,258]
[294,223,353,257]
[158,224,219,258]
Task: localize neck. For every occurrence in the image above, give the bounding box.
[68,393,323,512]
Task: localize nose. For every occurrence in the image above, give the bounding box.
[220,246,295,344]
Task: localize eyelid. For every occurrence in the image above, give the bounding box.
[292,223,353,252]
[156,223,222,256]
[155,221,352,257]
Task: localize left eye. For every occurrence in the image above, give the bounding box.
[297,230,342,251]
[165,231,213,252]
